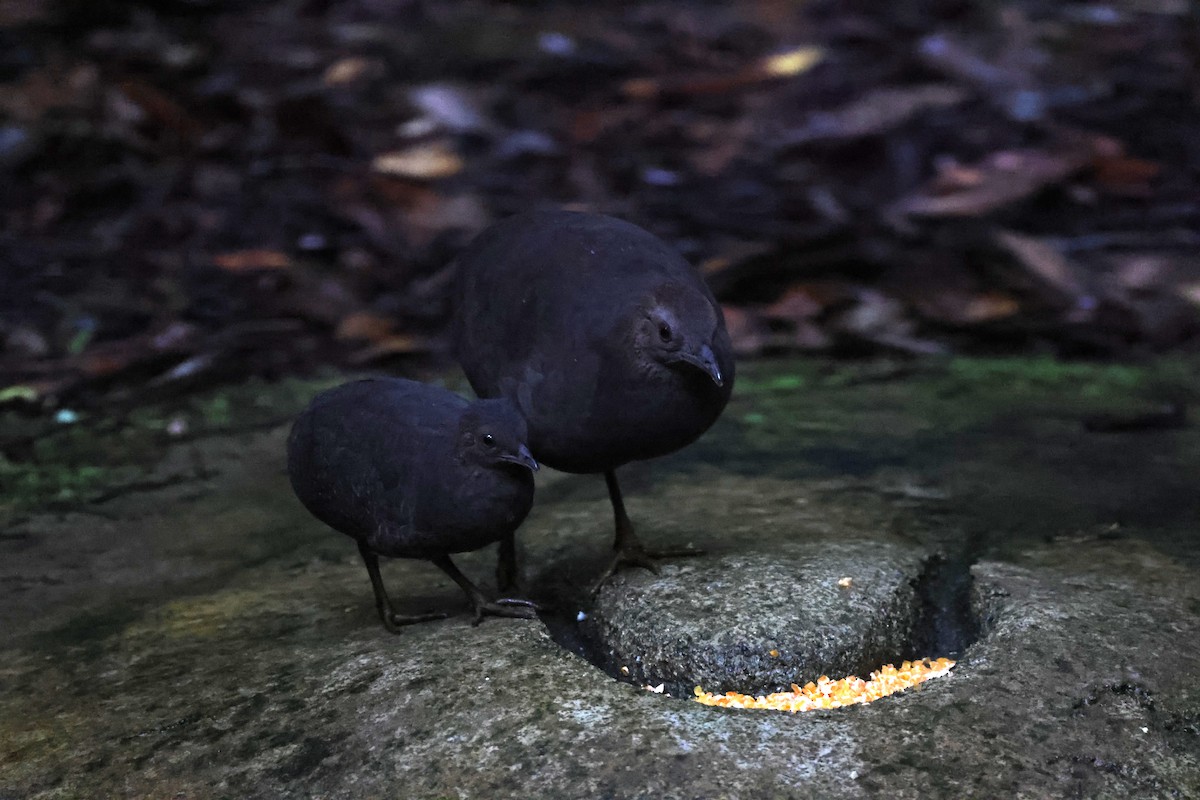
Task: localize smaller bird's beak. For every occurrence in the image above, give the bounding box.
[672,344,724,387]
[500,444,539,472]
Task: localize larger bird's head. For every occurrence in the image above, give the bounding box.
[458,399,539,472]
[633,284,732,389]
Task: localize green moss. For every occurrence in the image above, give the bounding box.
[4,354,1198,520]
[0,373,344,518]
[943,356,1143,393]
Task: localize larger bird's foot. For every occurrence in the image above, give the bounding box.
[596,469,703,593]
[379,609,451,634]
[588,541,705,595]
[470,597,540,626]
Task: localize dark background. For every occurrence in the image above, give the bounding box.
[2,0,1199,410]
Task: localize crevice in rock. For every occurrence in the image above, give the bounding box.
[539,604,638,688]
[903,553,980,662]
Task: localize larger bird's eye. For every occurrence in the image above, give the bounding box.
[657,322,672,343]
[482,433,496,448]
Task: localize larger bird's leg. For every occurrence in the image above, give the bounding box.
[496,531,519,592]
[605,469,659,573]
[591,470,704,592]
[432,554,539,625]
[357,542,448,634]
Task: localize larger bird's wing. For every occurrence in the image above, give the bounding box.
[455,211,689,394]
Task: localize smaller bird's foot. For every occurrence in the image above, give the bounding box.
[434,554,540,626]
[470,597,541,626]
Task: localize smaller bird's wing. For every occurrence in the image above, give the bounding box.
[290,378,465,542]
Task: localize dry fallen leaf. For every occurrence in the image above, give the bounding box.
[334,311,395,343]
[763,284,831,322]
[993,230,1088,301]
[891,148,1091,219]
[622,46,824,99]
[1092,152,1161,195]
[371,142,463,180]
[74,323,200,378]
[118,78,201,140]
[781,84,968,146]
[720,304,772,357]
[323,57,374,86]
[955,291,1020,324]
[213,249,292,272]
[1178,282,1200,308]
[347,334,435,364]
[761,46,824,78]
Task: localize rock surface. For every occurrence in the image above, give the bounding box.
[2,359,1199,798]
[589,540,931,693]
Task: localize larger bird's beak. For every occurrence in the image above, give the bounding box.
[500,444,539,472]
[672,344,724,387]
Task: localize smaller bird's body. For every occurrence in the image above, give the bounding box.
[455,210,734,579]
[287,378,539,632]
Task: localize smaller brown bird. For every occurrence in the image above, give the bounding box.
[287,378,539,633]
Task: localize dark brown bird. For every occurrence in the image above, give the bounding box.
[287,377,540,633]
[455,210,734,582]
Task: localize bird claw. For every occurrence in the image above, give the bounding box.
[589,544,705,595]
[470,598,541,625]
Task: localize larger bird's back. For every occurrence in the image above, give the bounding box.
[455,210,706,395]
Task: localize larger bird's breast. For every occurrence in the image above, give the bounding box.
[525,357,732,474]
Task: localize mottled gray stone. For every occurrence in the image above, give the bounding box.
[588,540,931,692]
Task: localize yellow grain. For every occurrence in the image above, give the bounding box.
[693,657,955,712]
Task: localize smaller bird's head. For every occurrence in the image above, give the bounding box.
[634,285,728,388]
[459,398,539,472]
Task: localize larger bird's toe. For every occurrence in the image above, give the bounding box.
[590,543,706,594]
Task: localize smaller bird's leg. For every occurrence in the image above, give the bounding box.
[357,542,448,634]
[496,531,519,592]
[591,470,704,593]
[432,554,539,625]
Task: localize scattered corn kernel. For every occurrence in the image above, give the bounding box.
[693,657,955,712]
[769,649,780,658]
[837,576,853,588]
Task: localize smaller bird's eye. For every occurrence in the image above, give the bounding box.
[482,433,496,447]
[658,323,672,342]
